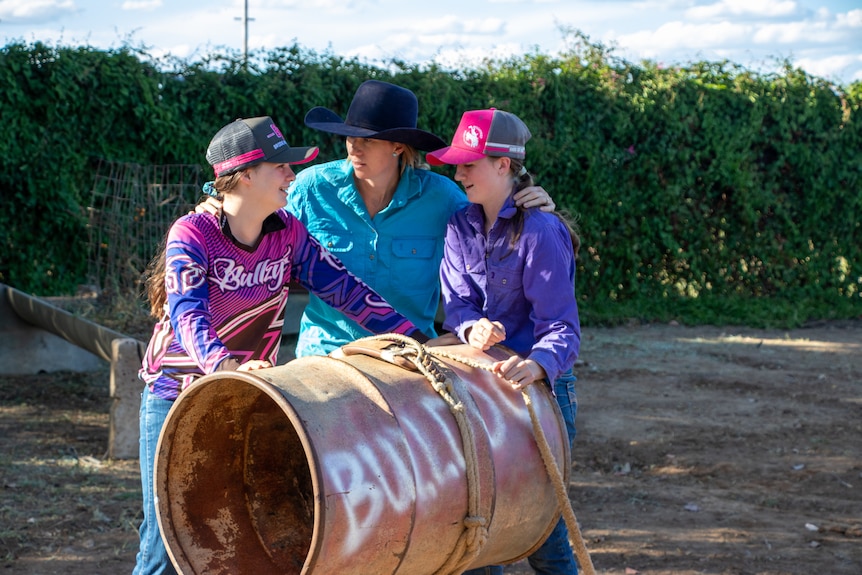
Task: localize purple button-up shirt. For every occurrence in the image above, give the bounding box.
[439,196,580,383]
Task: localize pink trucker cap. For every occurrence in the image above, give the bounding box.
[427,108,531,166]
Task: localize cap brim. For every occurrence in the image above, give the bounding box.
[270,145,320,165]
[426,146,487,166]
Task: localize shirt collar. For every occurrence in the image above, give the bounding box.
[220,212,286,248]
[338,160,421,212]
[465,189,519,229]
[391,166,420,206]
[498,192,518,220]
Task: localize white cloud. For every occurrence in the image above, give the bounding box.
[687,0,798,20]
[836,9,862,28]
[796,52,862,81]
[264,0,376,15]
[273,11,515,65]
[462,18,508,35]
[617,20,749,55]
[0,0,76,23]
[393,15,506,36]
[751,20,837,44]
[121,0,162,10]
[400,15,456,35]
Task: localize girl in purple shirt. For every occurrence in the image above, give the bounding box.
[428,109,581,575]
[133,116,426,575]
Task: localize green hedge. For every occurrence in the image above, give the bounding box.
[1,34,859,327]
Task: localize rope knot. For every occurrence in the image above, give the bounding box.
[463,516,489,552]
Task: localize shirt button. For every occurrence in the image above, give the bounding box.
[502,278,507,285]
[369,254,375,260]
[327,241,333,247]
[412,248,417,254]
[466,265,471,270]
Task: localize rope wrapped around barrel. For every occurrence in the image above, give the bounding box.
[351,334,597,575]
[432,346,597,575]
[356,333,488,575]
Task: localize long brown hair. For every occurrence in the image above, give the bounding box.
[506,158,581,258]
[142,171,245,318]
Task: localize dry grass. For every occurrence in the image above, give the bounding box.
[0,370,140,574]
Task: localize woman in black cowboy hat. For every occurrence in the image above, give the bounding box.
[288,80,556,357]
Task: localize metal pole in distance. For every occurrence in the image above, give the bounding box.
[235,0,254,69]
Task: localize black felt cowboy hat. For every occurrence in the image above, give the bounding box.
[304,80,447,152]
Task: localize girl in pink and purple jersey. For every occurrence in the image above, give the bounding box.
[133,116,428,575]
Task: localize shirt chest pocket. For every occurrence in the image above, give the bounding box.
[314,230,354,253]
[486,260,524,291]
[390,237,437,291]
[392,238,436,259]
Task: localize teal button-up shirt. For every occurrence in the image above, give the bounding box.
[286,159,468,357]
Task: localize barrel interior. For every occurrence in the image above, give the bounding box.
[159,377,314,575]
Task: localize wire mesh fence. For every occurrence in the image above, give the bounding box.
[86,160,204,298]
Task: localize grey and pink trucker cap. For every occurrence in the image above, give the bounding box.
[426,109,531,166]
[206,116,319,177]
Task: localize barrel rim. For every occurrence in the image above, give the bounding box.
[154,369,327,574]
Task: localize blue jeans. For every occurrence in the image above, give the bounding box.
[464,371,579,575]
[132,386,178,575]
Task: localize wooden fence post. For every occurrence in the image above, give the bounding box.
[109,338,143,459]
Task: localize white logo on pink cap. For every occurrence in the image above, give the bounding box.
[462,125,483,149]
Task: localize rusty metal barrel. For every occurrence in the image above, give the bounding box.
[154,340,570,575]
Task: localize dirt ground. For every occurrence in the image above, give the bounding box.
[1,321,860,575]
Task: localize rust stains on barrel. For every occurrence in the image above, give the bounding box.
[155,343,569,574]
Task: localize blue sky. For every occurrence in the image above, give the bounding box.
[1,0,861,86]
